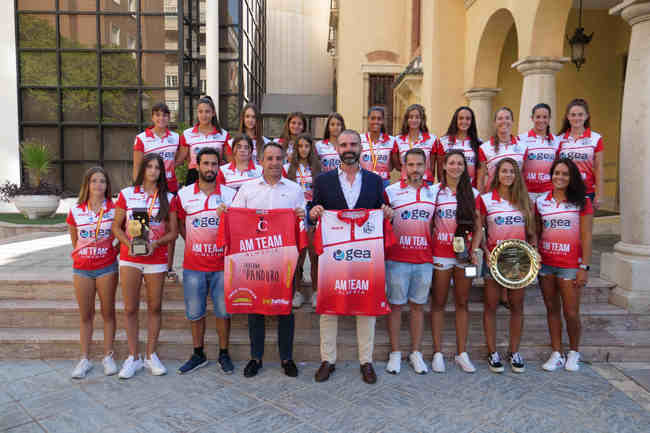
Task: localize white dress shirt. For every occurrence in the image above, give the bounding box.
[338,166,362,209]
[231,175,306,210]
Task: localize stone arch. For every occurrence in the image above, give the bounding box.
[527,0,573,58]
[365,50,399,63]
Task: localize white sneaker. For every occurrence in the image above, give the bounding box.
[408,351,428,374]
[542,351,565,372]
[71,358,92,379]
[565,350,581,372]
[454,352,476,373]
[431,352,445,373]
[144,353,167,376]
[118,355,143,379]
[386,351,401,374]
[102,352,118,376]
[292,291,305,308]
[311,292,317,308]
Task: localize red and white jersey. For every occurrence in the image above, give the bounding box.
[393,132,436,182]
[217,160,263,191]
[478,136,525,188]
[283,163,314,202]
[315,139,341,172]
[477,190,527,253]
[116,186,177,265]
[430,183,480,258]
[436,135,479,185]
[276,138,294,163]
[360,133,395,180]
[536,193,593,269]
[557,129,603,194]
[314,209,395,316]
[384,181,435,263]
[224,135,271,162]
[520,130,559,193]
[175,182,236,272]
[66,200,118,270]
[133,128,180,193]
[180,124,229,169]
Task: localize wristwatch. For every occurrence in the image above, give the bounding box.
[579,264,590,271]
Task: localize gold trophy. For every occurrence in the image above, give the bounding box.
[453,222,477,278]
[127,208,150,256]
[489,239,540,289]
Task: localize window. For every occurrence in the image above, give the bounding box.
[200,79,206,94]
[111,24,120,46]
[166,74,178,87]
[127,34,136,58]
[128,0,136,13]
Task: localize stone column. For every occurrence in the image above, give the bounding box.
[512,57,569,133]
[464,88,500,140]
[601,0,650,313]
[205,1,219,110]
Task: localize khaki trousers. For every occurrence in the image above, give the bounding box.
[319,314,376,364]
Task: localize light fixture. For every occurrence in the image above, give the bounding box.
[567,0,593,71]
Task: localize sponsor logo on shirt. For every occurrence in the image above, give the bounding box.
[192,216,220,228]
[333,248,372,262]
[527,153,555,161]
[401,209,431,220]
[494,215,524,225]
[436,208,457,219]
[544,218,572,229]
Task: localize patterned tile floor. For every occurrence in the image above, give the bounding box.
[0,359,648,433]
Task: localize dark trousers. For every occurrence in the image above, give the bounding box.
[248,313,295,361]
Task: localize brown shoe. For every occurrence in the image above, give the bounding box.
[315,361,335,382]
[360,362,377,384]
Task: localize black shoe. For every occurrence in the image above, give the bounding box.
[487,352,504,373]
[177,353,208,375]
[282,360,298,377]
[243,359,262,378]
[218,351,234,374]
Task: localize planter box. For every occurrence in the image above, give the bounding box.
[13,195,61,220]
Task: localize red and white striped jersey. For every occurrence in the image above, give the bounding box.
[315,139,341,172]
[217,160,263,191]
[557,129,603,194]
[393,132,436,182]
[520,130,559,193]
[283,163,314,202]
[180,124,229,169]
[133,128,180,192]
[360,133,395,180]
[430,183,480,259]
[477,190,527,253]
[436,135,479,185]
[478,136,525,188]
[66,200,118,270]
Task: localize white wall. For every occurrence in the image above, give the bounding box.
[0,0,20,185]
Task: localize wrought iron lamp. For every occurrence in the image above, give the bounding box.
[567,0,593,71]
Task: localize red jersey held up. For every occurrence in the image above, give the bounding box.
[67,200,119,270]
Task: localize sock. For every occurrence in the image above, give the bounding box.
[194,346,205,358]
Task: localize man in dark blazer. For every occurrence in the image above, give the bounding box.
[308,129,394,384]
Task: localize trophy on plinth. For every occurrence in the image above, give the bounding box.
[127,208,150,256]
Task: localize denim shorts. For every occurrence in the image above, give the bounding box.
[73,261,118,279]
[539,264,578,280]
[386,261,433,305]
[182,269,229,319]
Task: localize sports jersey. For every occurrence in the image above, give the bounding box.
[536,193,593,269]
[430,183,480,258]
[393,132,436,182]
[180,124,230,169]
[217,160,263,191]
[133,128,180,192]
[520,130,559,193]
[315,139,341,172]
[557,128,603,194]
[360,133,395,180]
[224,135,270,162]
[175,182,236,272]
[276,138,294,163]
[384,181,435,263]
[216,208,307,315]
[436,135,479,185]
[477,190,527,253]
[283,163,314,201]
[115,186,177,265]
[314,209,395,316]
[478,136,525,188]
[66,200,118,270]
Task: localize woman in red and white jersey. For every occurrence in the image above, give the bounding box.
[436,106,481,186]
[536,158,593,372]
[67,167,119,379]
[315,112,345,172]
[112,153,178,380]
[392,104,436,183]
[430,150,482,374]
[477,157,537,374]
[224,103,270,163]
[277,111,307,162]
[520,103,559,203]
[180,96,229,186]
[360,106,395,185]
[217,134,263,190]
[556,98,604,208]
[477,107,525,193]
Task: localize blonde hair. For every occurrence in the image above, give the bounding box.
[77,167,112,205]
[489,157,535,238]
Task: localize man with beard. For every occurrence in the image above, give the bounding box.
[175,147,237,374]
[308,129,394,384]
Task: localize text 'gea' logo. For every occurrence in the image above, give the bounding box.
[333,248,371,262]
[494,215,524,225]
[436,208,456,219]
[401,209,431,220]
[544,218,571,229]
[527,153,556,161]
[561,151,589,161]
[192,216,219,228]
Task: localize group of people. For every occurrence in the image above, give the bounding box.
[66,95,598,384]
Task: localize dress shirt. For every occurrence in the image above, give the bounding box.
[338,166,362,209]
[231,175,305,210]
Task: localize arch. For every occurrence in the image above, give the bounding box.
[528,0,573,58]
[365,50,400,63]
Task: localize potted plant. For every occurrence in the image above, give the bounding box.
[0,139,62,220]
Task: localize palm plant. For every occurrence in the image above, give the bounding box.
[21,139,53,187]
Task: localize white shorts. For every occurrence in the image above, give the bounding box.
[119,260,168,274]
[433,256,459,271]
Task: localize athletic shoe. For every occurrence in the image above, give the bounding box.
[243,359,262,378]
[431,352,445,373]
[454,352,476,373]
[311,292,318,308]
[71,358,92,379]
[177,353,208,375]
[144,353,167,376]
[565,350,581,372]
[542,351,565,372]
[488,352,504,373]
[508,352,526,373]
[118,355,143,379]
[102,352,118,376]
[218,352,234,374]
[292,291,304,308]
[386,351,401,374]
[409,351,428,374]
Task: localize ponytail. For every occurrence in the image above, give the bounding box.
[531,103,552,139]
[198,96,222,131]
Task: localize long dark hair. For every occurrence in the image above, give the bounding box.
[367,106,387,134]
[445,106,481,158]
[440,150,475,235]
[238,103,264,157]
[229,133,254,163]
[558,98,591,135]
[323,112,346,141]
[197,96,222,131]
[491,107,515,154]
[287,133,321,180]
[78,167,112,205]
[134,153,170,222]
[399,104,429,136]
[550,158,586,209]
[531,103,552,138]
[280,112,307,151]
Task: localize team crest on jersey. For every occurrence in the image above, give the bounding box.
[362,154,370,162]
[401,210,411,220]
[362,221,375,234]
[256,217,269,233]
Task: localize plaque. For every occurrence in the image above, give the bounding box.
[488,239,540,289]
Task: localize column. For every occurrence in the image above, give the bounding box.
[601,0,650,313]
[511,57,569,133]
[464,88,500,140]
[0,0,20,186]
[205,1,219,110]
